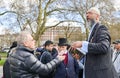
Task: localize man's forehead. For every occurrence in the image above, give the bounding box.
[87,10,94,13]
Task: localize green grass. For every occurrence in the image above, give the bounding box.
[0,52,7,57]
[0,52,7,66]
[0,59,6,66]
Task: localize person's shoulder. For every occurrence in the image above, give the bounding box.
[16,49,33,59]
[99,24,108,30]
[44,51,52,56]
[39,50,50,57]
[25,52,37,62]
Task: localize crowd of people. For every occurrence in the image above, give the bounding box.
[2,7,120,78]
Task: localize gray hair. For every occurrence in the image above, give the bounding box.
[16,31,31,44]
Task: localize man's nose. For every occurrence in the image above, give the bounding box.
[86,13,89,17]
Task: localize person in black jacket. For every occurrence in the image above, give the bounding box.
[39,40,55,78]
[8,31,65,78]
[3,41,17,78]
[39,40,54,63]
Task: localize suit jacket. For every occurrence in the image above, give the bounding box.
[85,23,118,78]
[54,52,79,78]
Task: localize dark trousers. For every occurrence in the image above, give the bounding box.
[79,69,83,78]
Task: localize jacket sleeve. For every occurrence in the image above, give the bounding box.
[88,25,111,54]
[25,54,61,75]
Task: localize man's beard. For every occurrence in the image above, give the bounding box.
[87,19,96,30]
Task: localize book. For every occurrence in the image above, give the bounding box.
[76,48,86,59]
[69,47,85,60]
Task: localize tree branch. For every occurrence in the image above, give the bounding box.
[0,11,17,16]
[45,21,64,29]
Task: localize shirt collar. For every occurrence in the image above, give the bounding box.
[64,50,68,54]
[90,23,97,32]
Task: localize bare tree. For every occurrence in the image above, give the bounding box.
[0,0,77,46]
[0,0,118,46]
[0,28,17,48]
[58,0,115,38]
[109,23,120,42]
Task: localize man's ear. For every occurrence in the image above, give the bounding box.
[96,15,100,20]
[23,41,27,47]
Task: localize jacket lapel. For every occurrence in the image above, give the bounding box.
[88,23,99,42]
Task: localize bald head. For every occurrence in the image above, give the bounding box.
[87,7,100,16]
[86,7,100,28]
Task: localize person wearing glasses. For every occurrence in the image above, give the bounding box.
[72,7,118,78]
[112,40,120,78]
[8,31,65,78]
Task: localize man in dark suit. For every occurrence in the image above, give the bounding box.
[54,38,79,78]
[72,7,118,78]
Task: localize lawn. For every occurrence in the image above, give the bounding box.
[0,52,7,66]
[0,59,6,66]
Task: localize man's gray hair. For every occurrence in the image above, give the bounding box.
[16,31,31,44]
